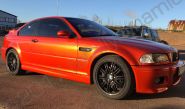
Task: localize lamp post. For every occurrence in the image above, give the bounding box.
[57,0,61,16]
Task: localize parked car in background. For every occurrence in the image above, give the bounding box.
[117,26,168,44]
[1,17,185,99]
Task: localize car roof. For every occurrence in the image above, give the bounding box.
[31,16,86,21]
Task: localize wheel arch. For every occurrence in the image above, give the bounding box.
[6,47,16,56]
[5,47,22,63]
[90,52,136,89]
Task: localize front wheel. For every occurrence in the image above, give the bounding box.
[93,55,134,99]
[6,49,24,75]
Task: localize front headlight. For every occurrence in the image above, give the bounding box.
[140,54,169,64]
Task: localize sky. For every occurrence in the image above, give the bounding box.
[0,0,185,29]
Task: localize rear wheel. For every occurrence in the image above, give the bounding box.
[93,55,134,99]
[6,49,24,75]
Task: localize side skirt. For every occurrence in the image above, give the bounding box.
[21,65,91,84]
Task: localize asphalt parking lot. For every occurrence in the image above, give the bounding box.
[0,37,185,109]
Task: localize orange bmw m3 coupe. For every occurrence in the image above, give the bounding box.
[1,17,185,99]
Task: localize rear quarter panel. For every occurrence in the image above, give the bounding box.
[1,34,22,64]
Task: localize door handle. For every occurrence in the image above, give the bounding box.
[32,39,39,43]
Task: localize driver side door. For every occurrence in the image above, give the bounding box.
[29,18,78,74]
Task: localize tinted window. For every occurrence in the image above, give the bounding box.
[143,28,151,35]
[118,28,141,37]
[143,28,152,39]
[66,18,117,37]
[19,21,40,36]
[117,30,125,36]
[124,29,133,36]
[132,28,141,36]
[38,18,72,37]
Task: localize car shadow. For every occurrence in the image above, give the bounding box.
[17,69,185,100]
[128,89,185,100]
[18,70,185,100]
[19,71,43,76]
[150,104,185,109]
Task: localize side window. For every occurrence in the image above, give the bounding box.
[19,21,40,36]
[124,29,133,36]
[121,29,129,35]
[132,28,141,36]
[38,18,73,37]
[143,28,152,39]
[151,30,158,38]
[151,29,159,41]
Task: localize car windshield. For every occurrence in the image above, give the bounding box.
[118,28,141,37]
[66,18,117,37]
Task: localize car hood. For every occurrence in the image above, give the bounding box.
[90,36,177,53]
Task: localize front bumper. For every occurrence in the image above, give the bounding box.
[132,61,185,94]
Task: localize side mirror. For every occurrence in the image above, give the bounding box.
[57,30,70,38]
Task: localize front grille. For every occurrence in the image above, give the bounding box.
[172,52,179,62]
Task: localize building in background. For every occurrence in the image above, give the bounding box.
[0,10,17,31]
[168,20,185,31]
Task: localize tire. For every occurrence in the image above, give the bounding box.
[93,55,134,99]
[6,49,24,75]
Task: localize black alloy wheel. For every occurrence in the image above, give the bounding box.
[6,49,23,75]
[93,55,134,99]
[97,62,125,94]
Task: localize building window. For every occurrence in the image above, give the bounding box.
[0,17,6,22]
[6,18,9,22]
[0,17,16,23]
[8,18,16,23]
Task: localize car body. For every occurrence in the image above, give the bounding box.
[1,17,185,99]
[117,26,168,44]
